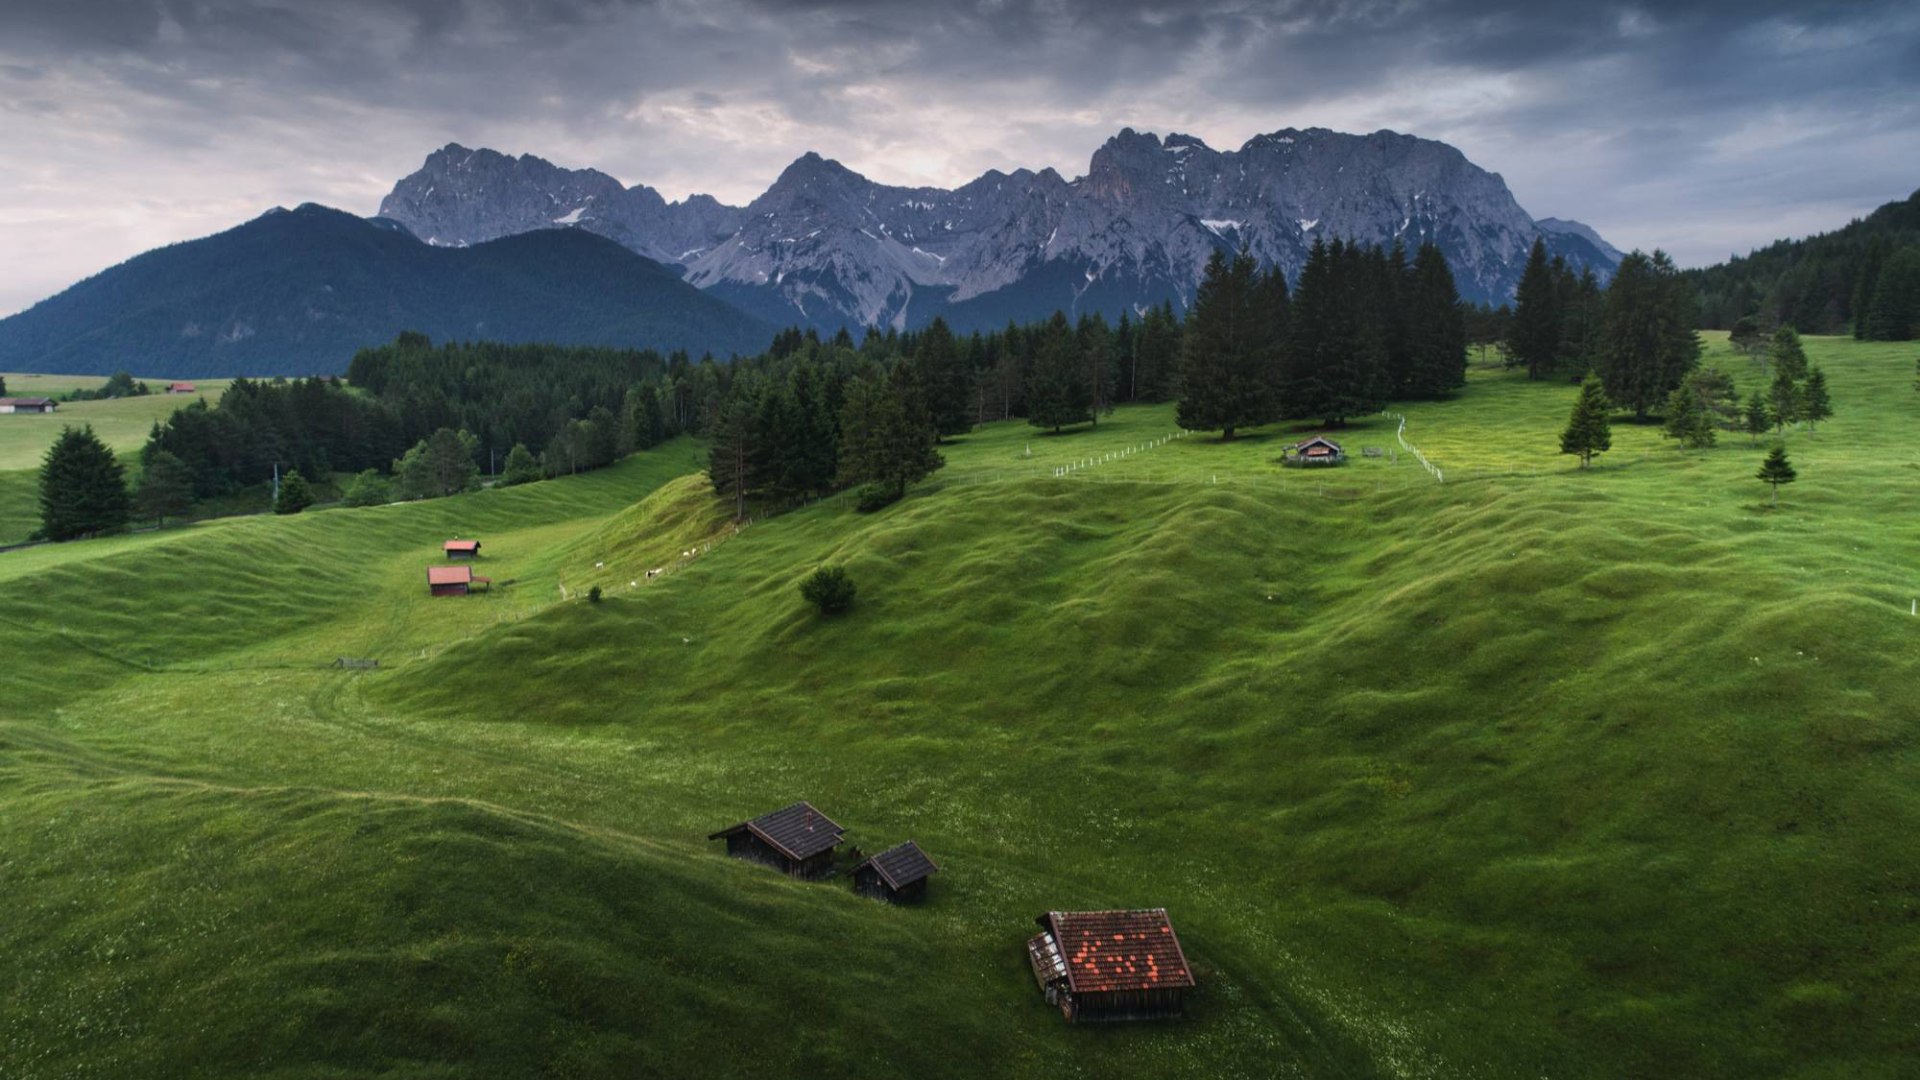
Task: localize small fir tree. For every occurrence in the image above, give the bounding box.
[1560,373,1613,468]
[1801,367,1832,431]
[1743,391,1771,446]
[799,565,856,614]
[132,450,195,526]
[1768,326,1809,380]
[39,425,130,541]
[1756,445,1797,506]
[1661,385,1715,449]
[274,469,315,515]
[1768,367,1801,435]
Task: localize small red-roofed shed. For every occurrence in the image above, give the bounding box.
[1027,908,1195,1022]
[443,538,481,559]
[426,565,491,597]
[167,382,197,394]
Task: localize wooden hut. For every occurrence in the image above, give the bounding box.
[1027,909,1195,1023]
[0,397,57,414]
[852,841,938,904]
[426,565,491,597]
[167,382,197,394]
[1286,435,1345,466]
[708,802,845,880]
[443,539,481,559]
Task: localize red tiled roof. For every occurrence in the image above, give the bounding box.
[443,539,480,552]
[426,566,472,586]
[1038,909,1195,993]
[168,382,196,391]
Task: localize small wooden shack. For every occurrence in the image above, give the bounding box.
[1027,908,1195,1023]
[0,397,57,414]
[1286,435,1345,466]
[426,565,491,597]
[443,539,481,559]
[167,382,197,394]
[852,841,938,904]
[708,802,845,880]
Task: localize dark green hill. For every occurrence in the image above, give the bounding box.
[1688,187,1920,335]
[0,205,773,377]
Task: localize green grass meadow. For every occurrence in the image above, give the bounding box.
[0,373,231,545]
[3,336,1917,1078]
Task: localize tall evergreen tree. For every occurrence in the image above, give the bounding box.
[837,361,943,498]
[1402,242,1467,398]
[1768,326,1809,380]
[132,449,194,527]
[1077,313,1117,425]
[708,377,768,520]
[1768,367,1802,435]
[1176,249,1275,439]
[1560,373,1613,468]
[1132,302,1182,403]
[1508,237,1561,379]
[39,425,131,541]
[1026,312,1093,433]
[1756,445,1797,506]
[1598,250,1703,420]
[914,317,973,439]
[1863,247,1920,341]
[1801,366,1833,431]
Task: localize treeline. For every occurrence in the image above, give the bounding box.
[1506,239,1703,419]
[1686,187,1920,339]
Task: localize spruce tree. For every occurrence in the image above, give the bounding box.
[1863,248,1920,341]
[133,449,195,527]
[39,425,131,541]
[1768,326,1809,380]
[708,379,767,520]
[1801,366,1832,431]
[1404,243,1467,398]
[914,317,973,439]
[1598,250,1702,420]
[1176,249,1273,439]
[1027,312,1093,433]
[1661,386,1715,449]
[1743,391,1771,446]
[1768,367,1802,435]
[274,469,315,515]
[1560,373,1613,468]
[1756,445,1797,506]
[1508,237,1561,380]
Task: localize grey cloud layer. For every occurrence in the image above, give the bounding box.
[1,0,1916,316]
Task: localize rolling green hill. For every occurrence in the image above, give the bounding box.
[2,335,1916,1078]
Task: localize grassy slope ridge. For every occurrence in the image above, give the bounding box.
[3,337,1917,1078]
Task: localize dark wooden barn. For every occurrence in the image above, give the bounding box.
[1027,908,1196,1023]
[0,397,57,414]
[708,802,845,880]
[426,565,491,597]
[443,539,481,559]
[1286,435,1346,466]
[852,841,938,904]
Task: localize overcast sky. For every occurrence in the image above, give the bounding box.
[1,0,1916,316]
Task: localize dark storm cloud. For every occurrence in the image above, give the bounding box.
[1,0,1917,315]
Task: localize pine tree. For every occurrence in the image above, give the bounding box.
[1801,366,1833,431]
[1403,243,1467,398]
[1598,250,1703,420]
[1026,312,1092,433]
[1176,249,1274,439]
[1756,445,1797,506]
[274,469,315,514]
[39,425,131,541]
[1743,391,1771,446]
[838,361,943,498]
[1077,313,1116,425]
[1508,237,1561,380]
[708,379,768,520]
[1768,326,1809,380]
[914,317,973,439]
[1661,385,1716,449]
[133,449,195,527]
[1560,373,1613,468]
[1768,367,1802,435]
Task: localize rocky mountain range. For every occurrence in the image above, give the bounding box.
[379,127,1622,333]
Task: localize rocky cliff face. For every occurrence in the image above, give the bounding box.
[379,128,1621,332]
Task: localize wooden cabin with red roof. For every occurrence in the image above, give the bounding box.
[1027,908,1195,1022]
[852,840,938,904]
[1285,435,1345,466]
[426,565,491,597]
[166,382,197,394]
[708,801,845,880]
[442,538,481,560]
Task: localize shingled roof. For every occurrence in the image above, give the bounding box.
[708,801,845,861]
[1037,909,1196,994]
[855,841,938,889]
[426,566,473,586]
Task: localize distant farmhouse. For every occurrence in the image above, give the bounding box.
[852,841,938,904]
[0,397,57,414]
[443,539,481,559]
[167,382,197,394]
[426,565,490,597]
[1027,909,1196,1023]
[708,802,845,880]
